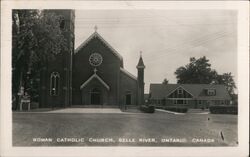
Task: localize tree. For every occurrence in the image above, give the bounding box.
[162,78,169,85]
[12,10,67,109]
[174,56,236,95]
[215,72,236,95]
[175,56,217,84]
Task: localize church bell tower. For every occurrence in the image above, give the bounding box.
[40,10,75,108]
[137,52,145,106]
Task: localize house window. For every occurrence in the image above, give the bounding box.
[177,100,183,104]
[158,100,161,105]
[178,89,183,94]
[173,99,187,104]
[173,99,177,104]
[207,89,216,96]
[221,100,225,105]
[50,72,60,96]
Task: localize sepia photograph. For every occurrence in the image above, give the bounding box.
[11,8,238,147]
[1,1,249,157]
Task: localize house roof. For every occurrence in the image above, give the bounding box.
[75,31,123,62]
[149,84,231,100]
[80,73,110,90]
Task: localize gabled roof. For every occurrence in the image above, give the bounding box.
[80,73,110,90]
[166,85,194,97]
[75,31,123,61]
[149,84,179,99]
[149,84,231,100]
[120,67,137,81]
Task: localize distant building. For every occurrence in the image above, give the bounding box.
[148,84,231,109]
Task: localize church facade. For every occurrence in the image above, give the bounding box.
[39,10,145,109]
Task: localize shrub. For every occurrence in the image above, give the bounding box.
[155,106,164,109]
[31,102,39,109]
[164,107,188,113]
[209,105,238,114]
[140,105,155,113]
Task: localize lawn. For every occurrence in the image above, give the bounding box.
[12,110,238,146]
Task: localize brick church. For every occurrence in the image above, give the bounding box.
[39,10,145,109]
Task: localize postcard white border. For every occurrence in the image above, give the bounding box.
[1,1,249,157]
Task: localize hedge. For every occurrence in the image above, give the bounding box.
[155,106,164,109]
[209,105,238,114]
[140,105,155,113]
[165,107,188,113]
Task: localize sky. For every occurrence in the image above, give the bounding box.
[74,10,237,93]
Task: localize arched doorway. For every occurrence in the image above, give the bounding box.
[90,88,101,105]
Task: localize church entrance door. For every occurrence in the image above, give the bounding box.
[90,88,101,105]
[125,92,132,105]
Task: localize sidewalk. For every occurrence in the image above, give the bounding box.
[47,108,124,113]
[156,109,210,115]
[155,109,186,115]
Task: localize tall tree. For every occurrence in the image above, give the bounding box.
[175,56,217,84]
[162,78,169,85]
[12,10,67,108]
[174,56,236,95]
[215,72,236,95]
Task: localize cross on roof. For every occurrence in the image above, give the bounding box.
[93,68,97,73]
[140,51,142,57]
[94,25,98,32]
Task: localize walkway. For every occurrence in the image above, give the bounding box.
[47,108,124,113]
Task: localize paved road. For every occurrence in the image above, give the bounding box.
[12,110,238,146]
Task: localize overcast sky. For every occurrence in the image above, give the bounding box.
[75,10,237,93]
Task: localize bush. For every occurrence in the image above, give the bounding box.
[165,107,188,113]
[209,105,238,114]
[155,106,164,109]
[140,105,155,113]
[31,102,39,109]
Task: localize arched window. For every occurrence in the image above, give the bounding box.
[50,72,60,96]
[60,17,65,30]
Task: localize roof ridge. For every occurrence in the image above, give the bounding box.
[75,31,123,61]
[120,67,137,81]
[80,73,110,90]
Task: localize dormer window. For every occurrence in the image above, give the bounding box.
[207,89,216,96]
[178,89,183,94]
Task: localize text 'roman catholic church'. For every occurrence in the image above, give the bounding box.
[40,10,145,109]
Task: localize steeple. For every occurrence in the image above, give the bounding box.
[137,51,145,106]
[137,51,145,69]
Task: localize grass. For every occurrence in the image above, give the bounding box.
[12,110,238,146]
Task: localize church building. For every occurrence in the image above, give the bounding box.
[39,10,145,109]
